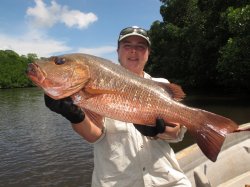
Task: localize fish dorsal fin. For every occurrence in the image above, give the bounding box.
[156,82,186,101]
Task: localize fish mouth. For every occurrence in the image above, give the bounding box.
[26,63,46,84]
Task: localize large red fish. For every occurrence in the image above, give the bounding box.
[26,53,249,162]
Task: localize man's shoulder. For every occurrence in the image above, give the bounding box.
[144,72,169,83]
[151,77,169,83]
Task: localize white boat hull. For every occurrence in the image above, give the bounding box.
[176,123,250,187]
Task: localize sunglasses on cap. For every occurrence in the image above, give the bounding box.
[118,26,151,45]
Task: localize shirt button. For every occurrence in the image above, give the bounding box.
[143,167,146,171]
[140,145,144,148]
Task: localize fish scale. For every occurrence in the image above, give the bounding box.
[26,53,250,162]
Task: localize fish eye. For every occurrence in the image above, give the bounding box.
[54,57,66,65]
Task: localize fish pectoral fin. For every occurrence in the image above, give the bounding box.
[84,86,118,95]
[157,82,186,101]
[83,108,104,126]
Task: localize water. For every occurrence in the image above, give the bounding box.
[0,88,250,187]
[0,88,93,187]
[172,92,250,152]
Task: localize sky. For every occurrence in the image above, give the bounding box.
[0,0,163,62]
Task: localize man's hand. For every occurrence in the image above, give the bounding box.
[157,122,187,142]
[134,118,171,137]
[44,94,85,124]
[134,118,186,142]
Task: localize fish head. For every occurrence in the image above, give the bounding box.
[26,55,90,99]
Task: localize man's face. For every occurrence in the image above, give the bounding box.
[117,35,150,76]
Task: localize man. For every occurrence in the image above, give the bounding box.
[45,26,191,187]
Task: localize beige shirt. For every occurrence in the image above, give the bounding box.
[91,73,191,187]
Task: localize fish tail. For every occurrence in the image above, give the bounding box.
[235,124,250,132]
[189,110,239,162]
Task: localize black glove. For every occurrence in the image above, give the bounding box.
[134,118,166,137]
[44,94,85,124]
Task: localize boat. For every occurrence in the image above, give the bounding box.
[176,123,250,187]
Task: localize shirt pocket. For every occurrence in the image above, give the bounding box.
[105,119,130,160]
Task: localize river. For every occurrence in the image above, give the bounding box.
[0,88,250,187]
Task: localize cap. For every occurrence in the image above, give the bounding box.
[118,26,151,46]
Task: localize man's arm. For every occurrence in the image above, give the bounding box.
[44,94,104,143]
[72,112,104,143]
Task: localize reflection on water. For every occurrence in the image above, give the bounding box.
[183,93,250,124]
[0,88,250,186]
[0,88,93,187]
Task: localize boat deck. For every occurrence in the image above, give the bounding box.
[176,123,250,187]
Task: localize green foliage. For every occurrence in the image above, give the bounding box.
[217,5,250,90]
[217,37,250,89]
[147,0,250,92]
[226,5,250,35]
[0,50,38,88]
